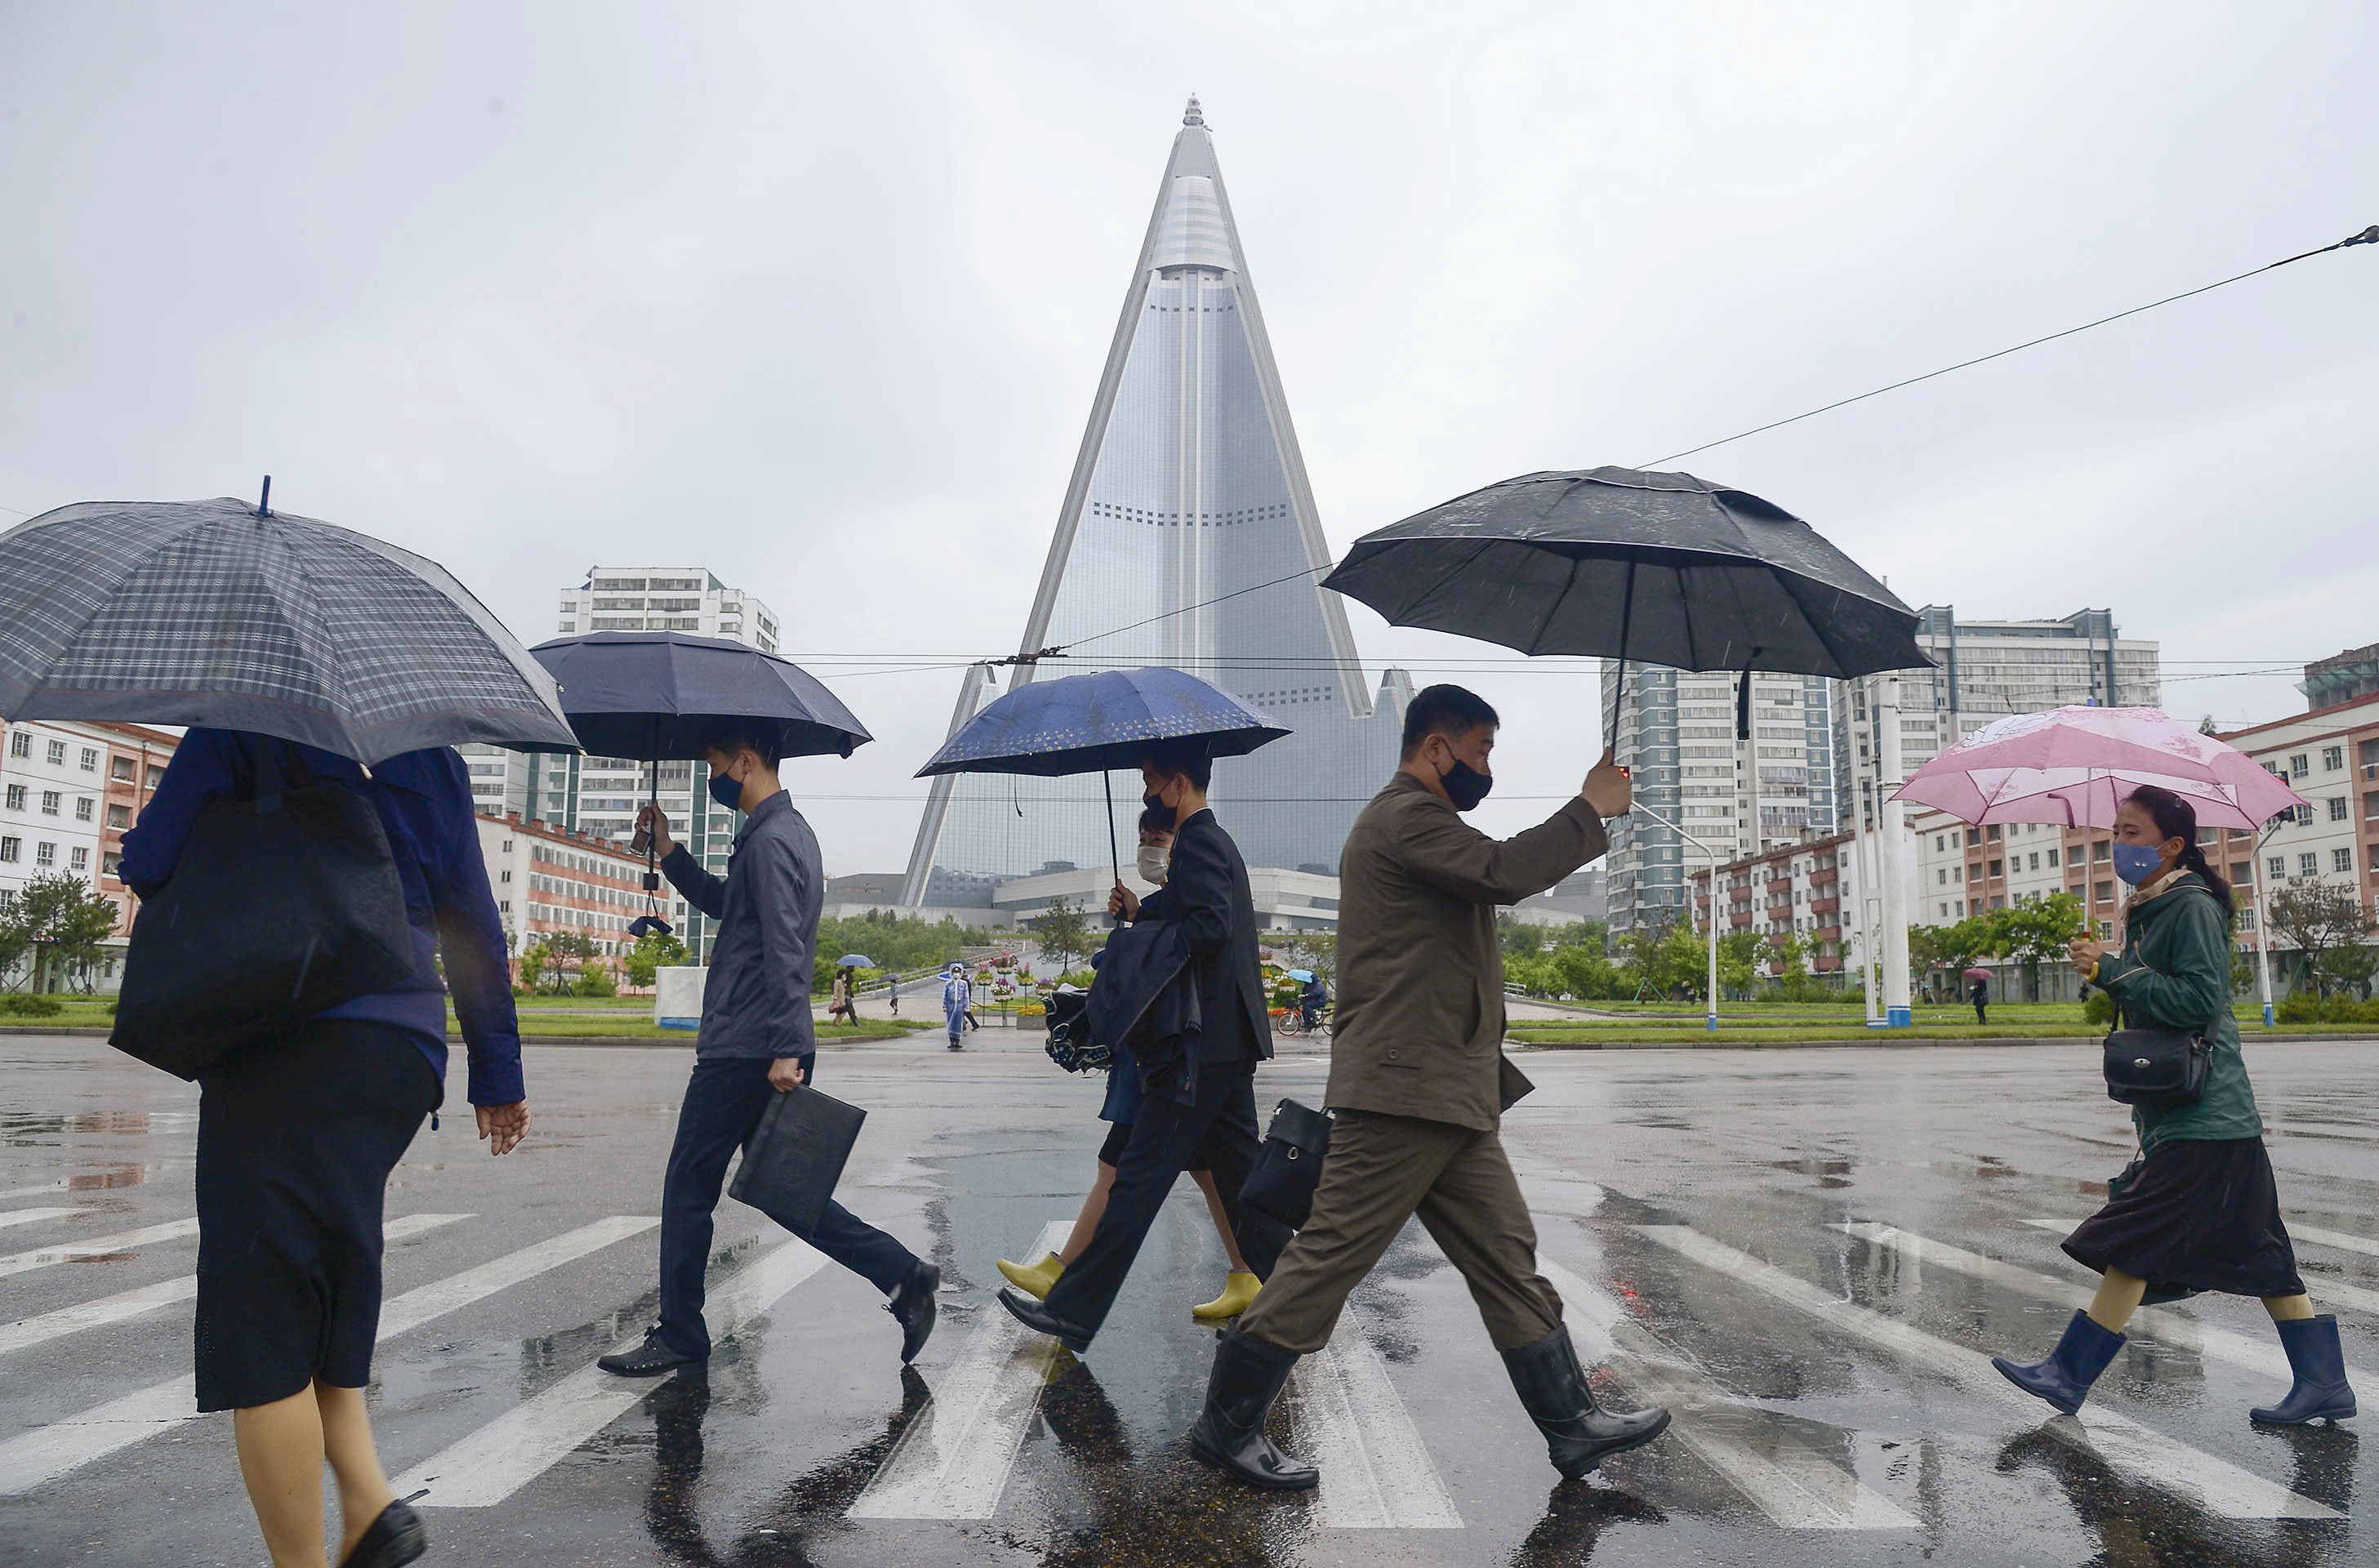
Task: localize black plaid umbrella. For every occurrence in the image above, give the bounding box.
[0,492,578,764]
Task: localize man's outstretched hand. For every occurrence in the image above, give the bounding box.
[1582,749,1633,818]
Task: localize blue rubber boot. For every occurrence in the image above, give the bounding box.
[1993,1309,2126,1415]
[2250,1314,2357,1425]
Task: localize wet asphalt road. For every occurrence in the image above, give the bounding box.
[2,1033,2375,1566]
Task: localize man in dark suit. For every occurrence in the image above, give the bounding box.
[998,737,1285,1352]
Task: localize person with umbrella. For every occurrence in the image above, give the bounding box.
[1990,783,2355,1427]
[828,964,857,1026]
[595,720,941,1378]
[1187,686,1667,1492]
[0,490,569,1568]
[1967,968,1991,1025]
[994,734,1288,1354]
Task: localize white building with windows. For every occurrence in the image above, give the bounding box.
[1,719,112,910]
[475,813,689,964]
[2218,695,2379,942]
[556,568,779,653]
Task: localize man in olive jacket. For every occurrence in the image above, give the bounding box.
[1189,684,1670,1491]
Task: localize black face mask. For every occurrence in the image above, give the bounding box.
[1439,758,1494,812]
[1143,789,1171,826]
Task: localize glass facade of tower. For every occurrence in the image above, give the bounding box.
[910,109,1403,903]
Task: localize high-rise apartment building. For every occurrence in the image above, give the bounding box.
[1828,606,2161,844]
[1601,664,1839,942]
[901,100,1406,907]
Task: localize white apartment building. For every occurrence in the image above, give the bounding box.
[2219,694,2379,939]
[557,568,780,653]
[2,719,114,910]
[1833,608,2160,810]
[1603,663,1839,942]
[476,813,689,963]
[1686,826,1918,983]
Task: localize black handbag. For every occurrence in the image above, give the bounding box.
[729,1082,867,1239]
[2100,1003,2211,1107]
[110,738,418,1080]
[1241,1098,1332,1230]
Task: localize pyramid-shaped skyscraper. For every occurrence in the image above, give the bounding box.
[902,99,1407,907]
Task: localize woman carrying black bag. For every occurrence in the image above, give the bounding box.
[121,728,531,1568]
[1990,784,2354,1427]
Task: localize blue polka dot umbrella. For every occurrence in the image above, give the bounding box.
[914,665,1288,889]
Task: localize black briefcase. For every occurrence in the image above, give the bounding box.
[1241,1098,1332,1230]
[729,1084,867,1238]
[112,738,417,1080]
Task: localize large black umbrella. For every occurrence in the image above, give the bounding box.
[0,490,577,763]
[1322,466,1931,743]
[915,665,1287,893]
[528,631,872,917]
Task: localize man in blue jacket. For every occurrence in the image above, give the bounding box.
[997,738,1285,1352]
[599,722,939,1377]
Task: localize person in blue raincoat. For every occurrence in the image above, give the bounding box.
[942,965,971,1052]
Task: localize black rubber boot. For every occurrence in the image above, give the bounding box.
[1189,1327,1318,1490]
[2251,1314,2358,1425]
[1992,1308,2125,1416]
[1502,1324,1671,1479]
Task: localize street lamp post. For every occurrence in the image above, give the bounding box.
[2252,819,2279,1028]
[1633,800,1724,1032]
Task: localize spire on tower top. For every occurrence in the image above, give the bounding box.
[1182,94,1204,127]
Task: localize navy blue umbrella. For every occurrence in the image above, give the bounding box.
[915,665,1287,891]
[528,631,871,761]
[529,631,871,920]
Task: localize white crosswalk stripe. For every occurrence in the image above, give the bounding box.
[1843,1221,2379,1391]
[0,1207,78,1232]
[2012,1216,2379,1316]
[403,1231,829,1508]
[0,1183,67,1203]
[0,1215,656,1494]
[0,1219,200,1280]
[848,1221,1071,1521]
[1637,1224,2337,1520]
[2291,1223,2379,1261]
[1292,1315,1463,1530]
[0,1214,467,1360]
[1538,1253,1915,1530]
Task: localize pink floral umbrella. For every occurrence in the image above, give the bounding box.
[1893,706,2305,831]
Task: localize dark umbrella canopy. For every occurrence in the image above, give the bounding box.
[528,632,871,761]
[914,666,1287,778]
[0,496,577,764]
[1322,467,1929,679]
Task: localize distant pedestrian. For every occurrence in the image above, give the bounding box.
[1971,974,1989,1025]
[1992,784,2354,1425]
[942,965,971,1051]
[886,971,902,1017]
[597,721,938,1381]
[828,964,856,1025]
[121,729,531,1568]
[1188,686,1667,1492]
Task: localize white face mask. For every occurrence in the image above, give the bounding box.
[1137,844,1171,884]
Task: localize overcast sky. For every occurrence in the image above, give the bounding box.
[4,2,2373,873]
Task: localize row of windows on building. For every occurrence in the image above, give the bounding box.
[2276,741,2379,778]
[4,730,166,784]
[0,838,90,871]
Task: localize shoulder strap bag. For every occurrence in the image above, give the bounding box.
[2098,889,2218,1107]
[110,737,420,1079]
[1240,1098,1333,1230]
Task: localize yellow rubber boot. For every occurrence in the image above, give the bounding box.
[997,1252,1065,1300]
[1192,1271,1262,1322]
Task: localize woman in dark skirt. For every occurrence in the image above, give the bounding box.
[123,731,532,1568]
[1991,784,2355,1425]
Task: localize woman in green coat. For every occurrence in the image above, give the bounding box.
[1992,785,2355,1425]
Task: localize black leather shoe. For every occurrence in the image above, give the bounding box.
[889,1261,941,1362]
[339,1499,426,1568]
[598,1328,704,1378]
[1504,1324,1670,1479]
[1190,1325,1317,1490]
[997,1287,1093,1353]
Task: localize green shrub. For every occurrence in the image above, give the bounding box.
[2081,991,2114,1027]
[2275,996,2319,1025]
[0,994,65,1018]
[573,964,617,999]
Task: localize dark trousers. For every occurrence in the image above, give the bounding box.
[658,1054,917,1359]
[1043,1062,1285,1341]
